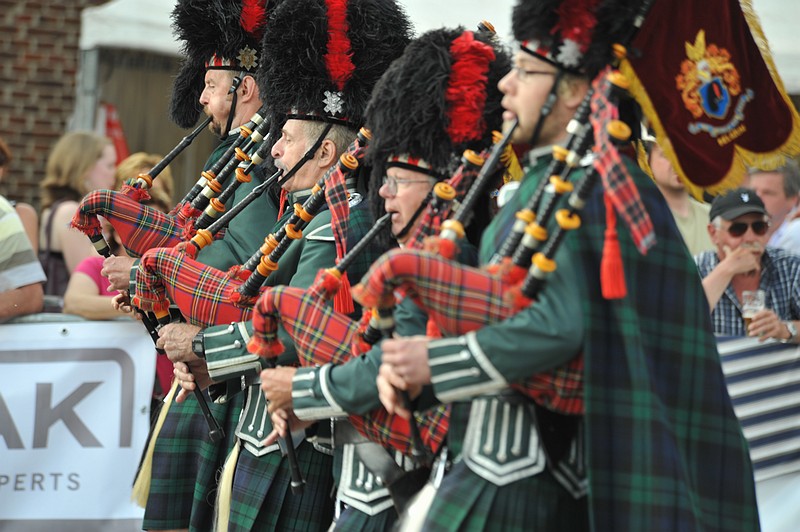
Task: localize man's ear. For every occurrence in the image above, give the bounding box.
[239,75,259,104]
[707,223,718,242]
[561,77,589,111]
[316,138,337,168]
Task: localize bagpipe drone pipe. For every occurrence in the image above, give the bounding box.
[130,128,371,325]
[67,104,272,443]
[69,107,271,258]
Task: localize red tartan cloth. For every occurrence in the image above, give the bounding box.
[249,281,358,365]
[590,71,655,254]
[348,404,450,457]
[248,281,450,453]
[324,134,371,314]
[135,246,262,327]
[71,188,188,258]
[352,248,584,414]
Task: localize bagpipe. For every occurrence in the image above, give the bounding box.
[349,76,640,418]
[243,133,521,462]
[126,127,371,495]
[84,216,226,443]
[69,107,272,443]
[130,128,371,326]
[70,108,271,258]
[341,20,670,421]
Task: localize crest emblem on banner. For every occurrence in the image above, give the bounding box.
[676,30,753,145]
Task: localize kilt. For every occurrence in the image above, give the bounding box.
[422,461,588,531]
[228,441,335,531]
[333,505,397,532]
[421,402,588,531]
[142,391,243,531]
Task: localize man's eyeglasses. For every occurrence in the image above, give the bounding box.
[511,65,557,83]
[382,175,435,196]
[726,220,770,237]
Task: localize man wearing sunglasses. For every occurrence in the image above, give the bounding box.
[696,187,800,342]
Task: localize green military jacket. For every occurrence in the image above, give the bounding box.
[195,135,278,270]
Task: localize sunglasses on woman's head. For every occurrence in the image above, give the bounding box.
[726,220,769,237]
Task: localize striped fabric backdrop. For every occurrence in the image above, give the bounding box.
[717,336,800,482]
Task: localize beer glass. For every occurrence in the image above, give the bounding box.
[742,289,766,333]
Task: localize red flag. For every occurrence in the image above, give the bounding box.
[97,102,130,164]
[621,0,800,194]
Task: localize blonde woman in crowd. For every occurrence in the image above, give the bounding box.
[39,131,116,303]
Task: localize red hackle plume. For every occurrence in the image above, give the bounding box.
[553,0,600,53]
[240,0,268,38]
[446,31,495,145]
[324,0,355,91]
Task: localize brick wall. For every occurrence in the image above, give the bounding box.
[0,0,110,207]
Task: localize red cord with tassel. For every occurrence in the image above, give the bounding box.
[600,192,626,299]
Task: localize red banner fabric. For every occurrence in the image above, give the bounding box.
[623,0,800,191]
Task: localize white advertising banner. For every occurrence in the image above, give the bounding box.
[0,318,155,530]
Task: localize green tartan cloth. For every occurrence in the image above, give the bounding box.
[142,132,278,531]
[333,505,397,531]
[432,151,759,530]
[423,404,589,531]
[142,383,245,531]
[569,161,759,530]
[228,441,335,531]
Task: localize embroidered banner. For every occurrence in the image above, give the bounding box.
[622,0,800,193]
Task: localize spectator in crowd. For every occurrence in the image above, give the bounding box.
[38,131,116,304]
[645,136,714,255]
[0,195,45,322]
[114,151,175,207]
[695,187,800,341]
[63,219,128,320]
[0,137,38,252]
[746,160,800,253]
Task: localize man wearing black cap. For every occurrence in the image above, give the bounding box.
[696,186,800,341]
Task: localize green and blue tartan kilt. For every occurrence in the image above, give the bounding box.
[333,505,397,532]
[227,441,335,532]
[419,402,587,531]
[142,391,243,531]
[422,461,588,532]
